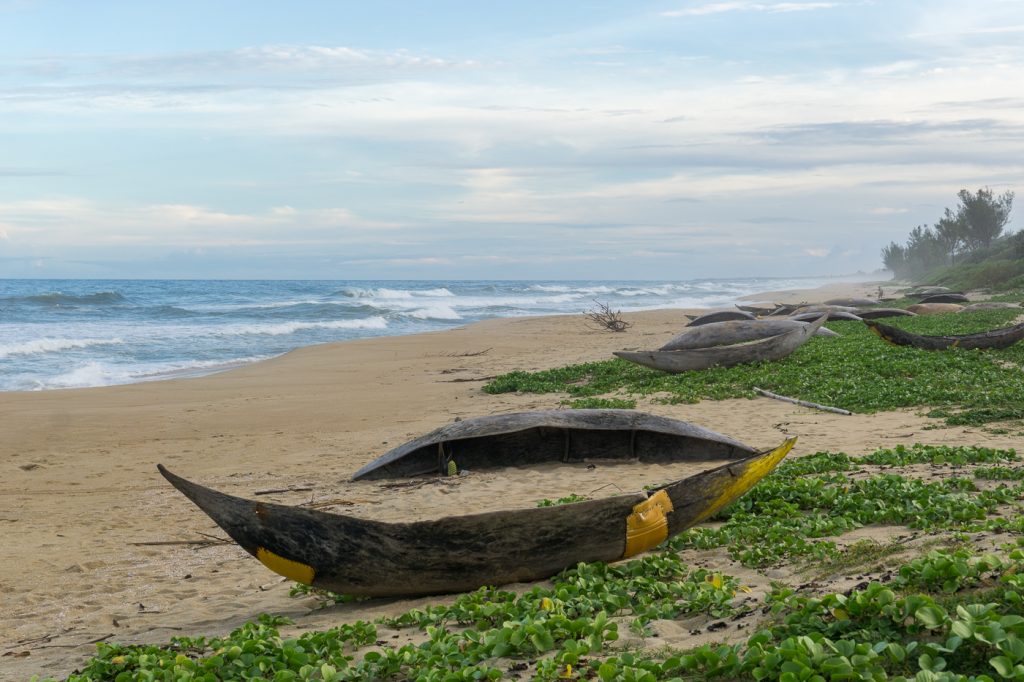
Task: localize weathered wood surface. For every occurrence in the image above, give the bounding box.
[735,303,780,316]
[660,319,836,352]
[919,293,970,304]
[824,297,880,307]
[753,387,852,415]
[789,311,862,322]
[157,438,794,597]
[906,303,964,315]
[352,410,756,480]
[614,315,826,373]
[792,305,860,315]
[856,308,917,320]
[865,320,1024,351]
[686,310,756,326]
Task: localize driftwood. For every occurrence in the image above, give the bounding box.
[584,300,632,332]
[753,387,852,415]
[254,486,314,496]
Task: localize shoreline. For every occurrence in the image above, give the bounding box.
[11,275,991,681]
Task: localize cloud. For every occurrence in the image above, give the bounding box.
[662,2,839,17]
[804,248,831,257]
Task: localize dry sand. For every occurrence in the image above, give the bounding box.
[2,278,1019,679]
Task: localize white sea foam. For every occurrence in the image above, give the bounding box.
[216,317,389,337]
[340,287,454,299]
[0,337,125,359]
[408,305,462,320]
[36,357,269,389]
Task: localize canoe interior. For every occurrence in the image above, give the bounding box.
[356,426,753,479]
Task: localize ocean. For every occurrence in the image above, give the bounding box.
[0,277,843,391]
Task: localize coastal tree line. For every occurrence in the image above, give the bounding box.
[881,187,1017,279]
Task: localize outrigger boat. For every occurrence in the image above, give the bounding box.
[158,437,794,597]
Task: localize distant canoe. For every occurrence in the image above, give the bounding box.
[906,303,964,315]
[736,303,780,316]
[960,302,1021,312]
[615,315,826,373]
[159,438,795,597]
[824,298,879,307]
[919,293,970,304]
[865,320,1024,351]
[909,286,956,296]
[686,310,756,326]
[661,319,836,352]
[766,304,804,317]
[856,308,917,320]
[789,311,862,322]
[792,305,859,315]
[351,410,756,481]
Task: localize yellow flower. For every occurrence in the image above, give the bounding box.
[541,597,554,611]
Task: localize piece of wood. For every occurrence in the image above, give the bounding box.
[254,486,314,496]
[753,387,852,415]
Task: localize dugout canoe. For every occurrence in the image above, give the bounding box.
[614,315,826,373]
[856,308,917,320]
[686,310,756,326]
[824,297,879,307]
[736,303,781,316]
[789,311,862,322]
[351,409,757,480]
[660,319,837,351]
[919,293,970,304]
[157,437,795,598]
[864,320,1024,351]
[906,303,964,315]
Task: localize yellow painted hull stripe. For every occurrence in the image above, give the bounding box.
[694,436,797,523]
[256,547,316,585]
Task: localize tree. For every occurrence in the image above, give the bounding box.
[934,209,965,264]
[881,241,906,276]
[955,187,1014,250]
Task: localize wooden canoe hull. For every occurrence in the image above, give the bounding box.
[352,410,757,480]
[660,319,836,351]
[686,310,756,326]
[906,303,964,315]
[856,308,917,320]
[918,293,969,304]
[789,311,862,322]
[865,320,1024,351]
[614,315,826,373]
[158,438,795,597]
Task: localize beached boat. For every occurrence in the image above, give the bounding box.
[158,437,795,597]
[856,308,917,320]
[918,293,970,304]
[685,310,756,326]
[789,311,862,322]
[352,410,757,480]
[864,320,1024,351]
[735,303,780,316]
[660,319,836,352]
[614,315,826,373]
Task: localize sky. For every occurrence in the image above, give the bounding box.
[1,0,1023,280]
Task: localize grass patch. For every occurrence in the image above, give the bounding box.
[561,397,637,410]
[485,310,1024,420]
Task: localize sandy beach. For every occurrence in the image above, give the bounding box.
[3,278,1018,680]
